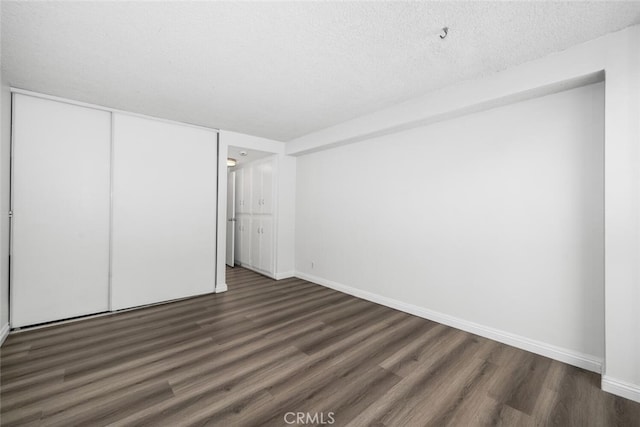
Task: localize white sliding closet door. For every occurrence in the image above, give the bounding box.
[111,114,217,310]
[11,95,111,327]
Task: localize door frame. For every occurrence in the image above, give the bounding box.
[226,170,236,267]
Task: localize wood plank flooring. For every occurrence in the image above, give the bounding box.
[1,266,639,426]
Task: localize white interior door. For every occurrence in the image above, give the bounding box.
[11,94,111,327]
[226,171,236,267]
[111,114,217,310]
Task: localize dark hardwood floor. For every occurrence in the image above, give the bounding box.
[1,266,639,426]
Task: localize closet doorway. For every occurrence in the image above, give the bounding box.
[226,146,275,277]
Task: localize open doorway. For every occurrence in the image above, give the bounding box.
[225,146,274,268]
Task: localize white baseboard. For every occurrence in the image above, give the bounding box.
[0,322,10,347]
[215,283,228,293]
[602,376,640,403]
[233,263,295,281]
[295,271,602,374]
[274,271,295,280]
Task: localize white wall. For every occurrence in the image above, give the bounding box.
[601,26,640,401]
[296,82,605,369]
[292,25,640,402]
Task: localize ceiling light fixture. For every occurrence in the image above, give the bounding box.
[239,151,248,156]
[227,158,237,167]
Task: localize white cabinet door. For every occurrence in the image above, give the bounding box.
[234,216,242,264]
[251,163,263,214]
[11,95,111,327]
[258,160,274,214]
[235,167,251,214]
[258,217,274,273]
[235,215,252,265]
[246,216,273,274]
[111,114,217,310]
[242,168,252,214]
[234,167,244,214]
[250,217,261,269]
[250,158,275,214]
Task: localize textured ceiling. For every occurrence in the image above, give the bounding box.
[2,1,640,141]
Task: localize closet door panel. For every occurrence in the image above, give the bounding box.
[235,168,244,214]
[243,168,253,213]
[260,160,274,214]
[111,114,217,310]
[240,216,252,265]
[250,217,261,268]
[251,164,262,213]
[234,217,242,263]
[259,217,273,273]
[11,95,111,327]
